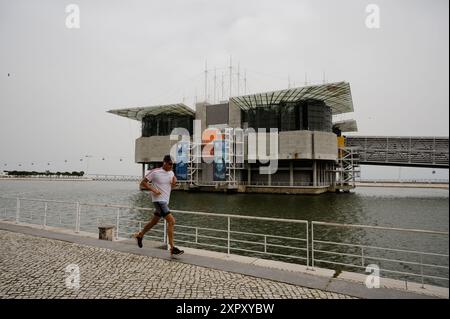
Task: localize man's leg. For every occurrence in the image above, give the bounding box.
[134,203,162,248]
[138,215,160,238]
[164,214,176,250]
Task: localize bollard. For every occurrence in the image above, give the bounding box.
[98,225,115,241]
[116,208,120,240]
[75,202,80,233]
[16,198,20,224]
[43,202,47,228]
[164,219,168,249]
[227,216,230,255]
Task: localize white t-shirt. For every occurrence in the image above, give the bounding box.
[145,168,175,203]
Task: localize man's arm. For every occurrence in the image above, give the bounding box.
[140,178,161,195]
[171,175,177,189]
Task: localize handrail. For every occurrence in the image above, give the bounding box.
[0,196,308,224]
[312,221,449,236]
[311,221,449,288]
[1,196,448,288]
[0,196,309,267]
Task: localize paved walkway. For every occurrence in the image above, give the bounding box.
[0,230,353,299]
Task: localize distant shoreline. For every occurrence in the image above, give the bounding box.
[0,177,93,181]
[356,182,448,189]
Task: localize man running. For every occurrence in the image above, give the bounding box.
[134,155,184,256]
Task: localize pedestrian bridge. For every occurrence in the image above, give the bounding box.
[346,136,449,168]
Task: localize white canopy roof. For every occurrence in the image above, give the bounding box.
[332,119,358,132]
[107,103,195,121]
[230,81,354,115]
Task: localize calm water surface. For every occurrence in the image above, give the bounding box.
[1,180,448,286]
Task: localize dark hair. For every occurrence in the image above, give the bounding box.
[163,155,173,163]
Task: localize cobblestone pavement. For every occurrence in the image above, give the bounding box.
[0,230,354,299]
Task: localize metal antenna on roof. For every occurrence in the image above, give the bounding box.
[304,73,308,86]
[322,71,326,84]
[229,55,232,98]
[244,70,247,94]
[213,67,217,104]
[237,63,240,96]
[194,87,197,106]
[221,72,224,101]
[204,60,208,103]
[288,75,291,89]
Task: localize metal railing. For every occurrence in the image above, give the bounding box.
[311,221,449,287]
[0,196,309,265]
[0,196,448,287]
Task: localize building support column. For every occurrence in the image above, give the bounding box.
[289,161,294,186]
[142,163,146,178]
[320,163,323,186]
[317,162,320,186]
[320,162,322,186]
[330,163,333,185]
[247,163,251,185]
[318,163,321,186]
[313,161,317,186]
[268,171,271,186]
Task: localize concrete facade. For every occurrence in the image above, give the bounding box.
[195,102,207,134]
[278,131,314,160]
[206,103,229,126]
[135,130,338,163]
[228,99,241,128]
[108,81,361,194]
[313,131,339,160]
[133,100,339,194]
[135,136,178,163]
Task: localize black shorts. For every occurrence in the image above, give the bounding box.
[153,201,171,218]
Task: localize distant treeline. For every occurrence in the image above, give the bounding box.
[5,170,85,177]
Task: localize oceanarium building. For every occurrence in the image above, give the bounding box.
[108,82,358,194]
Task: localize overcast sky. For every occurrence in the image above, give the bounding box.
[0,0,448,178]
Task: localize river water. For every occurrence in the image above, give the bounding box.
[0,180,448,286]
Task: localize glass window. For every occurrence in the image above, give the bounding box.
[242,99,332,132]
[142,113,193,137]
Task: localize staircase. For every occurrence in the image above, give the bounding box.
[336,147,361,191]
